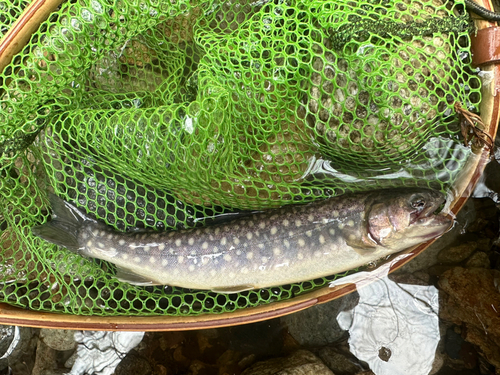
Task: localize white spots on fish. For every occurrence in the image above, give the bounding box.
[118,239,125,246]
[134,256,141,263]
[338,223,345,229]
[246,232,253,240]
[233,237,240,245]
[107,234,113,240]
[333,210,340,218]
[122,254,129,260]
[81,232,88,240]
[257,244,265,249]
[329,228,335,236]
[283,219,289,227]
[141,234,148,240]
[202,242,209,250]
[288,231,294,237]
[143,246,150,252]
[195,229,202,236]
[220,237,227,246]
[202,257,210,265]
[169,248,175,255]
[270,227,278,235]
[162,259,168,266]
[210,270,217,277]
[149,256,156,264]
[349,234,357,241]
[297,253,304,260]
[175,239,182,247]
[224,254,232,262]
[213,246,219,253]
[236,250,242,256]
[189,265,195,272]
[229,272,236,279]
[308,214,314,222]
[319,235,326,245]
[283,239,290,249]
[261,256,268,264]
[255,230,260,237]
[177,255,184,264]
[248,221,255,227]
[295,219,302,227]
[273,247,281,256]
[259,222,266,229]
[188,237,195,246]
[246,252,254,260]
[305,230,313,237]
[173,268,180,276]
[168,231,176,237]
[298,238,305,247]
[158,244,165,251]
[314,251,322,257]
[109,247,117,254]
[241,267,249,274]
[97,242,105,249]
[86,240,93,248]
[214,227,220,235]
[347,220,355,227]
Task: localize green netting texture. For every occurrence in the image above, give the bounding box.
[0,0,482,316]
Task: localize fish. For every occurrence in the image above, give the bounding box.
[31,189,452,293]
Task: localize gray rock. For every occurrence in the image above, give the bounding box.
[241,349,334,375]
[32,340,57,375]
[8,327,38,375]
[282,293,358,347]
[437,242,477,264]
[40,329,76,351]
[317,347,362,375]
[465,252,491,268]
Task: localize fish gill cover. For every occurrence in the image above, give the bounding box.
[0,0,481,315]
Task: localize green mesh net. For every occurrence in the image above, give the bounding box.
[0,0,481,316]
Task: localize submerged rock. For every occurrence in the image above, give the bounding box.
[437,242,478,264]
[40,329,76,351]
[438,267,500,370]
[241,349,334,375]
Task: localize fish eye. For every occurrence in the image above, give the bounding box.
[411,196,426,210]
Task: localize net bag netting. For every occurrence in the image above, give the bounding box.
[0,0,482,316]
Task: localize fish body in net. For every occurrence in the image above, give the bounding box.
[31,189,451,292]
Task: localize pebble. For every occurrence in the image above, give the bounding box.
[465,252,491,268]
[317,346,362,375]
[241,349,334,375]
[114,351,152,375]
[40,329,76,351]
[437,242,478,264]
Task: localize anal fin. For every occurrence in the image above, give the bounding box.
[116,266,163,286]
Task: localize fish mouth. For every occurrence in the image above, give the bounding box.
[410,214,453,239]
[409,193,445,226]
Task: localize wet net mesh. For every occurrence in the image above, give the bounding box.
[0,0,481,316]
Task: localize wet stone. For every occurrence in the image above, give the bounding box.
[281,293,358,347]
[241,349,334,375]
[465,252,491,269]
[317,346,362,375]
[114,350,152,375]
[439,267,500,371]
[437,242,477,264]
[40,329,76,351]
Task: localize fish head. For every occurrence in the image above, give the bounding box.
[366,189,452,251]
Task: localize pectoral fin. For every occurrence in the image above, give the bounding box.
[116,266,163,286]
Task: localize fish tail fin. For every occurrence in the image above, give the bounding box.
[32,193,94,251]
